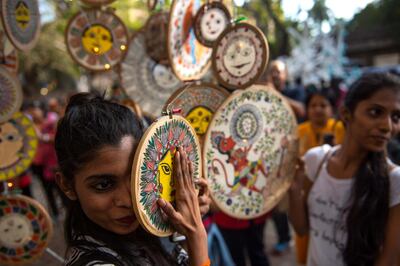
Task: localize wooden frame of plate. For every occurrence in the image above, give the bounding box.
[167,0,212,81]
[80,0,116,6]
[0,29,19,75]
[193,1,231,48]
[0,194,53,265]
[203,84,298,219]
[212,23,269,90]
[0,66,22,124]
[65,8,129,72]
[147,0,158,11]
[0,112,38,181]
[144,11,169,63]
[1,0,41,51]
[131,115,202,236]
[163,83,230,137]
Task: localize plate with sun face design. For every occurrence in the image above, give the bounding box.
[1,0,40,51]
[65,8,129,72]
[80,0,116,6]
[194,1,231,48]
[0,195,53,265]
[164,83,230,139]
[0,66,22,124]
[120,31,182,115]
[0,112,38,181]
[0,29,18,75]
[203,84,298,219]
[131,115,201,236]
[212,23,269,90]
[144,12,169,63]
[168,0,212,81]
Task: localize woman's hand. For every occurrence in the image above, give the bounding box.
[158,147,208,266]
[196,178,210,216]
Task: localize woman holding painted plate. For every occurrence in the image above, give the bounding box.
[55,92,210,266]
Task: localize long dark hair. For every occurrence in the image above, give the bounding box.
[342,72,400,266]
[55,93,173,265]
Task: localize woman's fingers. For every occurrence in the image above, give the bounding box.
[173,150,184,190]
[179,147,192,188]
[157,198,182,223]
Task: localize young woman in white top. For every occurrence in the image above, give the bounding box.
[289,72,400,266]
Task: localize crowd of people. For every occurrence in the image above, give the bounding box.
[13,62,400,266]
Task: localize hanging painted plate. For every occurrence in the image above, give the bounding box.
[212,23,269,90]
[65,9,129,71]
[164,83,230,137]
[147,0,158,11]
[0,66,22,124]
[168,0,212,81]
[120,31,182,115]
[144,12,169,63]
[0,29,18,74]
[203,84,298,219]
[1,0,40,51]
[0,195,53,265]
[132,115,201,236]
[0,112,38,182]
[80,0,116,6]
[194,1,231,48]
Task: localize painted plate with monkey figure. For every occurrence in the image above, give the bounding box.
[65,8,129,71]
[203,84,298,219]
[0,195,53,265]
[0,112,38,181]
[1,0,41,51]
[212,23,269,90]
[163,83,230,138]
[131,115,201,236]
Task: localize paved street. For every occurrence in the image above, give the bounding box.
[26,176,296,266]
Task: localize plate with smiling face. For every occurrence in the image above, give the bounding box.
[0,194,53,265]
[120,31,182,115]
[163,83,230,139]
[167,0,212,81]
[131,115,201,236]
[0,112,38,181]
[65,8,129,72]
[1,0,40,51]
[194,1,231,48]
[212,23,269,90]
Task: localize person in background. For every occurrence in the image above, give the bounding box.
[295,89,345,265]
[289,72,400,265]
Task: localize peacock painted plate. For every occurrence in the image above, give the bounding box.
[131,115,201,236]
[203,84,298,219]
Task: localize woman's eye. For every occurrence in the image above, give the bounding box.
[392,113,400,124]
[368,108,382,117]
[93,180,114,191]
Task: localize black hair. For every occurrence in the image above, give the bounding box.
[55,93,173,265]
[305,88,336,110]
[341,72,400,266]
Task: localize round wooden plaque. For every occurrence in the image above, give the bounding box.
[0,66,22,124]
[0,195,53,265]
[194,1,231,48]
[65,9,129,71]
[0,112,38,181]
[120,31,182,115]
[167,0,212,81]
[144,12,169,63]
[212,23,269,90]
[131,115,201,236]
[203,84,298,219]
[164,83,230,137]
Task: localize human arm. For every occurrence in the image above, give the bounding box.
[283,95,306,119]
[375,204,400,266]
[158,147,208,266]
[288,158,312,236]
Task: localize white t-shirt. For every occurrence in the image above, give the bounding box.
[304,145,400,266]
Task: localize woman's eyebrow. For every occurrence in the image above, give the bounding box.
[84,174,117,183]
